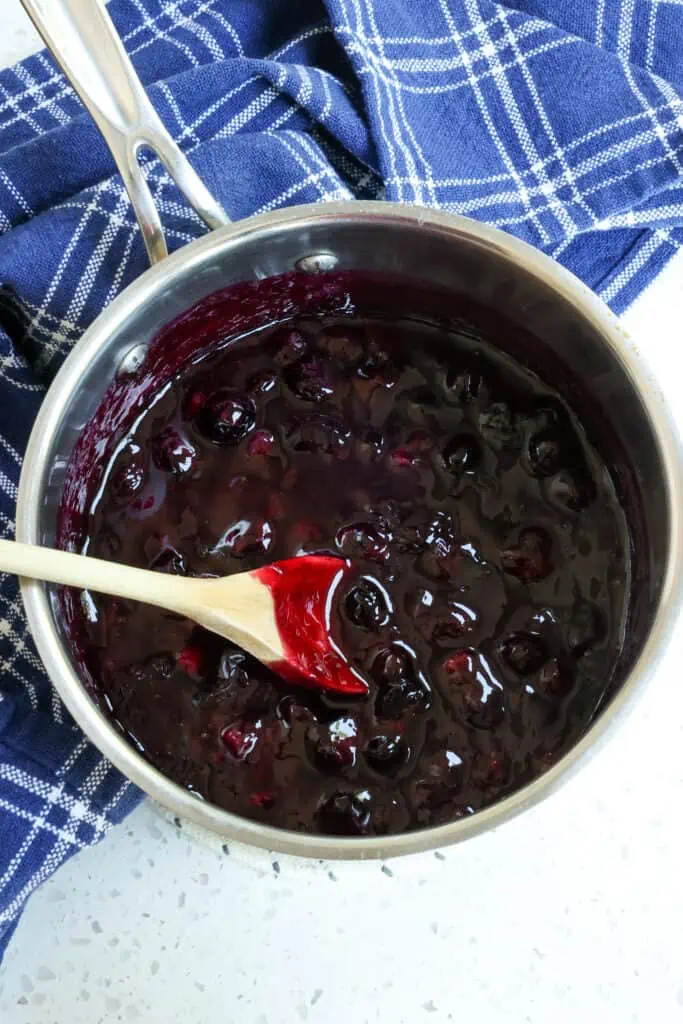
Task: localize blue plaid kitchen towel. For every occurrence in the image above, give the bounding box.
[0,0,682,959]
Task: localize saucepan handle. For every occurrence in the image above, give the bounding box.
[20,0,231,265]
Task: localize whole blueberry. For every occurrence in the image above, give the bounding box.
[443,434,480,475]
[501,527,553,582]
[365,735,406,774]
[441,649,504,728]
[547,469,596,511]
[373,650,429,718]
[527,433,563,477]
[286,414,350,456]
[286,355,335,403]
[151,427,196,474]
[318,791,372,836]
[335,522,391,563]
[197,390,256,445]
[479,402,518,450]
[344,578,391,630]
[444,366,487,404]
[499,632,547,675]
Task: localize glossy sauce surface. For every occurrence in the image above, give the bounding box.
[76,310,631,835]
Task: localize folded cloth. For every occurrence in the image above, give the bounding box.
[0,0,681,959]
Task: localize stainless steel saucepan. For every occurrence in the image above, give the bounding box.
[15,0,683,859]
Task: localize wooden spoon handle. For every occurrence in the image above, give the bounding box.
[0,538,188,614]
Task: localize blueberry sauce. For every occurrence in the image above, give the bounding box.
[62,275,633,836]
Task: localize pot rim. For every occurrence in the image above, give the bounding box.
[16,200,683,859]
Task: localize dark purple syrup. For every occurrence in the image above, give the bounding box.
[63,275,632,836]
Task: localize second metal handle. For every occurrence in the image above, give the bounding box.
[20,0,231,265]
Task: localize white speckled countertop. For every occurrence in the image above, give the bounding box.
[1,3,683,1021]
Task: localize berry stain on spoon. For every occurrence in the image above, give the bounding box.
[255,555,368,696]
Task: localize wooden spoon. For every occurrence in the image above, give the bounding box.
[0,540,368,696]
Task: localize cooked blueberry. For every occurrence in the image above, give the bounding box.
[274,329,307,366]
[500,632,547,675]
[444,366,486,403]
[221,721,259,761]
[218,649,250,687]
[376,673,429,719]
[219,518,274,557]
[357,342,395,384]
[397,509,456,556]
[501,527,553,582]
[140,652,174,680]
[567,603,604,657]
[313,738,355,772]
[365,735,405,773]
[441,649,504,728]
[376,681,420,718]
[286,355,335,402]
[103,599,131,635]
[318,791,372,835]
[405,586,435,622]
[336,522,391,563]
[184,388,207,419]
[528,433,563,477]
[535,657,572,695]
[197,390,256,445]
[248,369,278,394]
[443,434,480,474]
[247,429,275,456]
[286,414,350,456]
[307,718,357,773]
[442,649,476,679]
[177,644,203,676]
[479,402,518,449]
[344,579,391,630]
[418,550,459,583]
[129,491,158,517]
[126,649,164,682]
[249,791,276,810]
[356,427,385,462]
[409,749,464,814]
[276,696,316,727]
[227,473,249,492]
[432,599,478,640]
[390,430,434,469]
[390,448,421,469]
[97,526,121,559]
[151,428,196,474]
[244,680,280,717]
[547,469,596,511]
[371,646,412,685]
[368,499,403,531]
